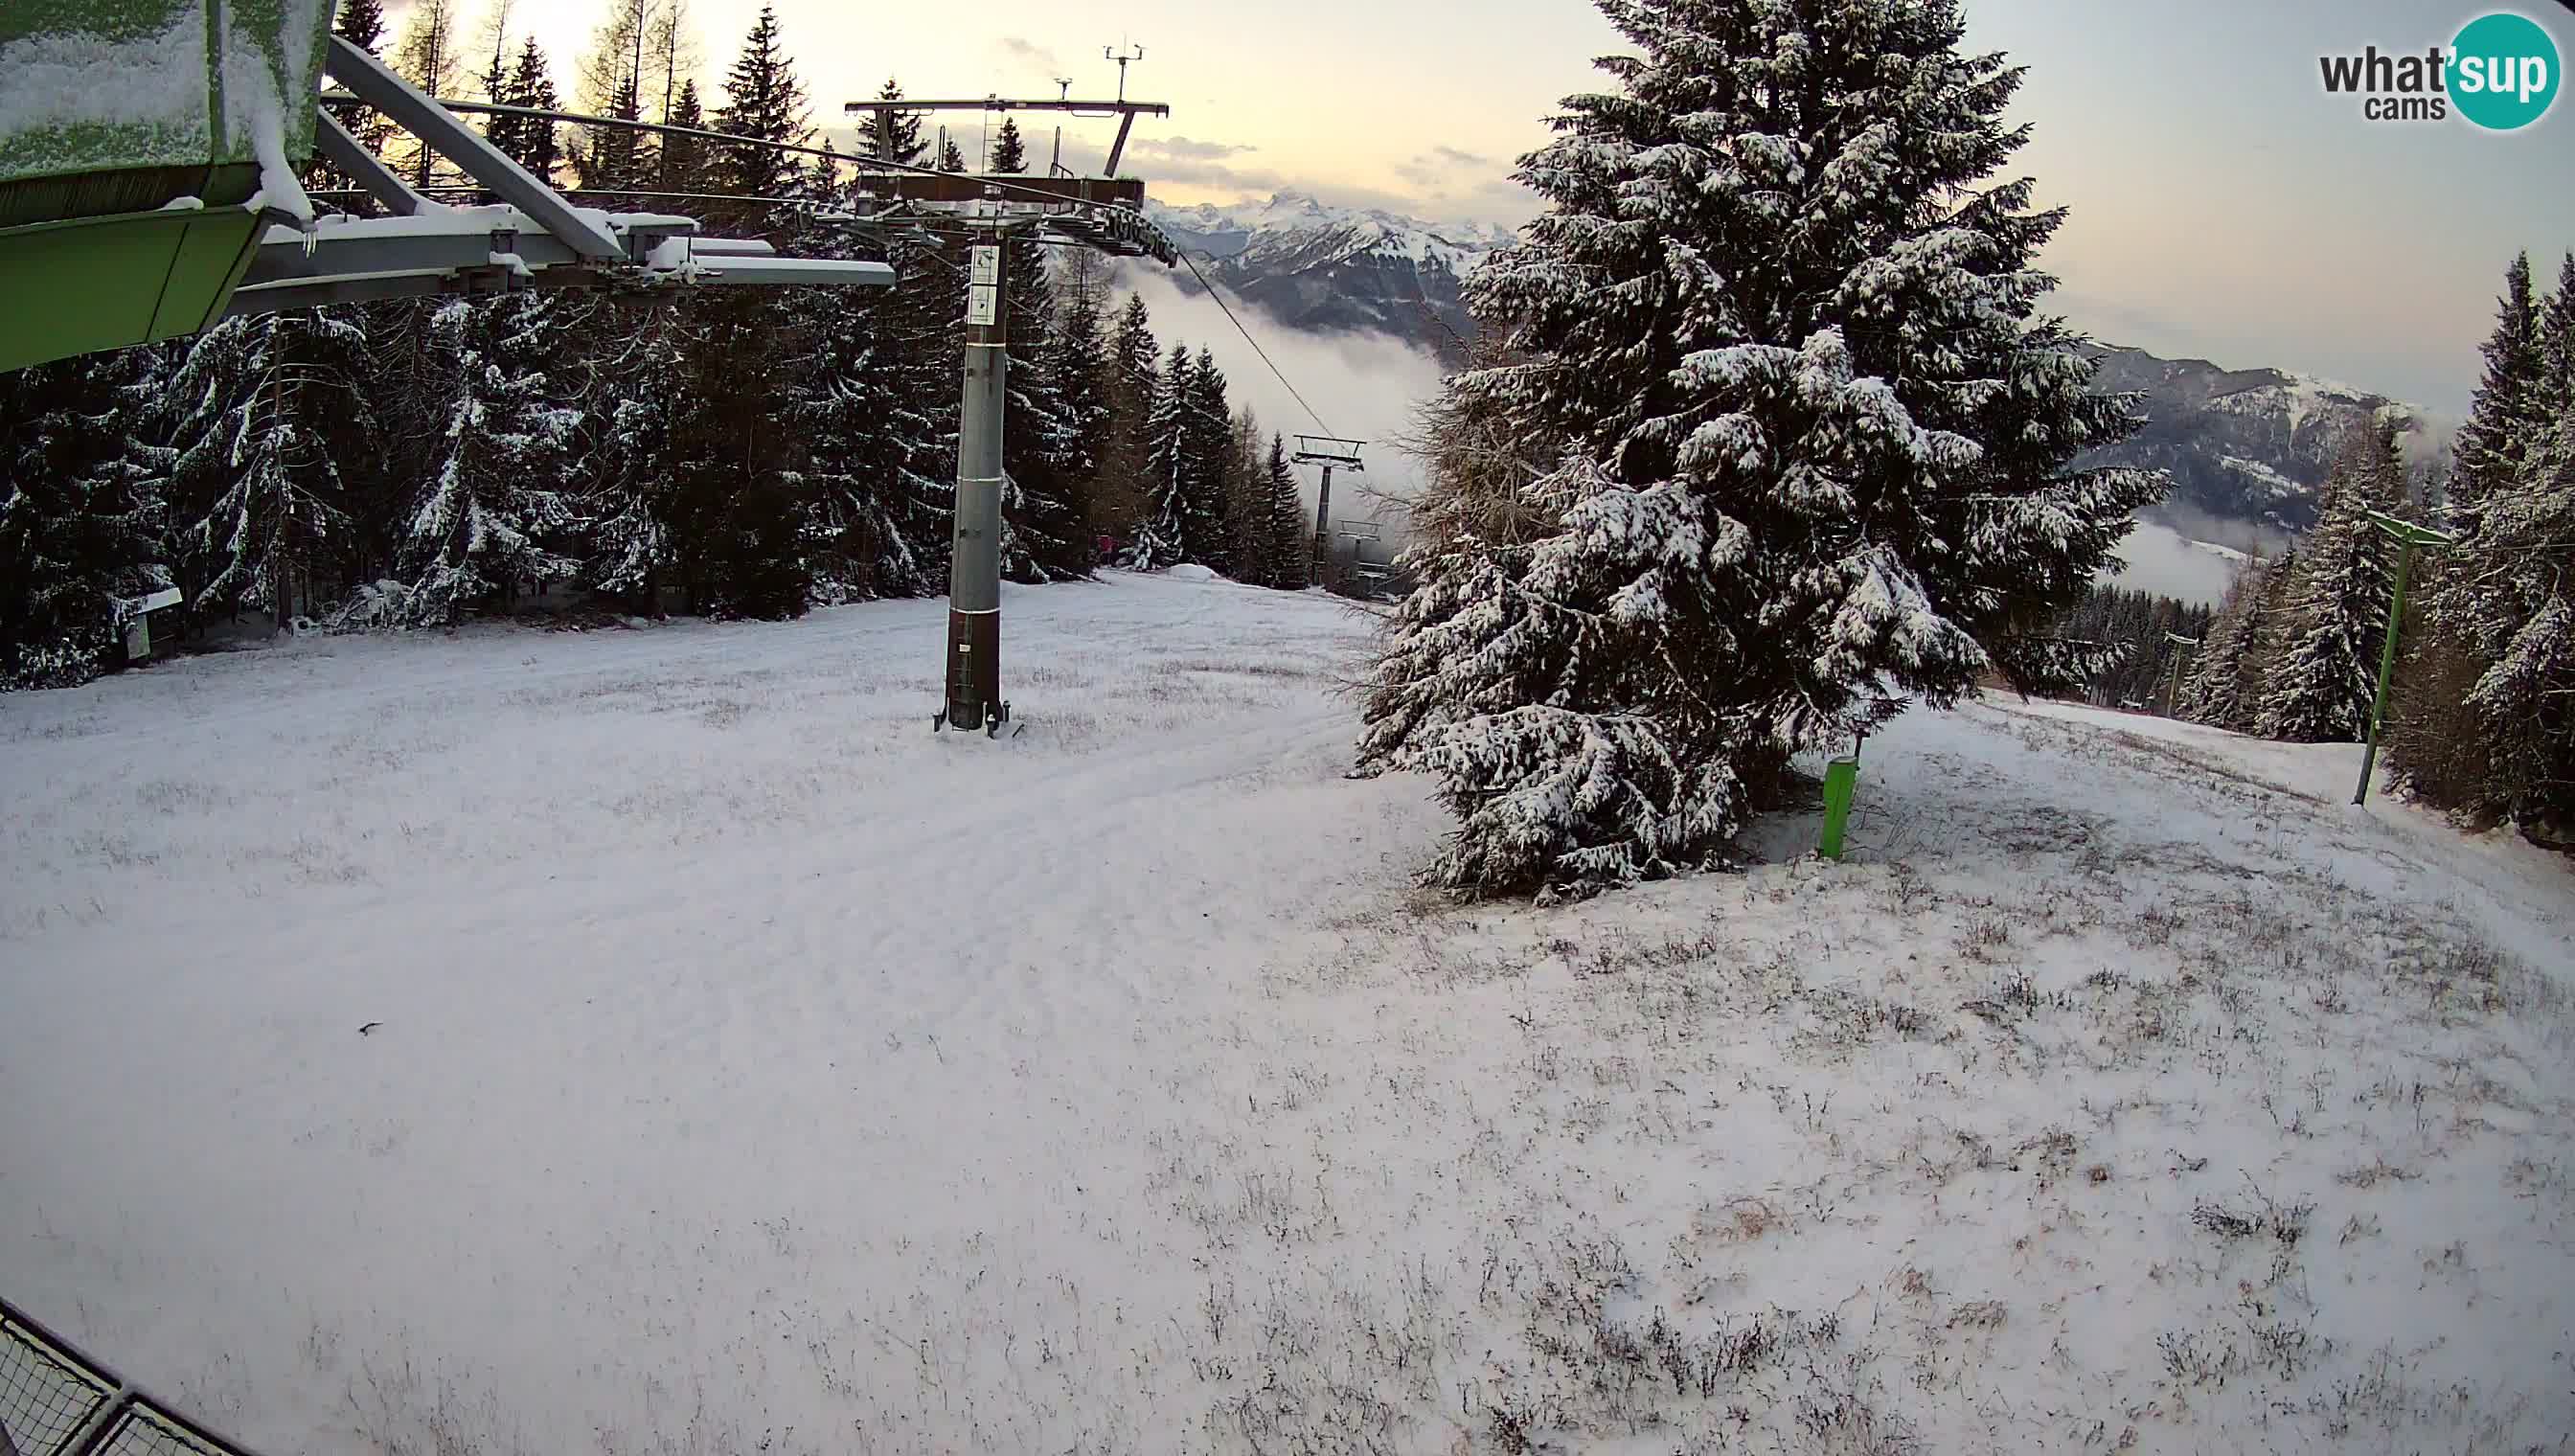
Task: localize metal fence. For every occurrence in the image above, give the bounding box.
[2,1298,256,1456]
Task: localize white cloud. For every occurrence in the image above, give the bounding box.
[1109,262,1449,528]
[2104,520,2248,606]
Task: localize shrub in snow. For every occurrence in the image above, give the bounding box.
[3,637,103,693]
[1167,563,1219,582]
[1356,0,2164,898]
[318,580,415,633]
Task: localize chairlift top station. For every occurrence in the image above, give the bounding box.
[0,0,1180,375]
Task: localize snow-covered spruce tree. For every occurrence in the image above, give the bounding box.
[400,295,582,625]
[578,297,695,614]
[1355,0,2163,897]
[163,309,376,629]
[2180,557,2268,732]
[772,170,945,602]
[1048,252,1112,498]
[784,287,945,600]
[1210,406,1265,584]
[0,347,171,688]
[2445,253,2544,536]
[1130,339,1196,568]
[1180,348,1241,575]
[2257,424,2406,742]
[2450,253,2575,824]
[1095,292,1161,542]
[997,239,1093,581]
[1265,433,1310,589]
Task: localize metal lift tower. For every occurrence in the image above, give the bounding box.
[1291,436,1368,583]
[834,86,1178,736]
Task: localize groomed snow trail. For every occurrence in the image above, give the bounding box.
[3,573,2568,1455]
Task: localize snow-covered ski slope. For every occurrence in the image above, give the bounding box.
[4,572,2568,1455]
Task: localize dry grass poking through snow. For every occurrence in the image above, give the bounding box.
[1178,704,2575,1454]
[2,579,2568,1456]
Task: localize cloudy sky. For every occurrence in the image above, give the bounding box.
[496,0,2573,412]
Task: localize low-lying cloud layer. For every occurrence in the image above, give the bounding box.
[2105,520,2253,606]
[1109,264,1449,529]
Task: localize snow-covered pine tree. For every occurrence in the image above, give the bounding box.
[163,310,376,630]
[991,117,1028,174]
[859,229,965,586]
[1209,406,1265,583]
[1179,347,1239,575]
[0,348,171,688]
[1131,339,1195,568]
[2258,424,2406,742]
[997,248,1093,581]
[2449,253,2575,824]
[2446,254,2544,536]
[2180,557,2268,731]
[861,79,926,168]
[400,296,582,625]
[1265,433,1310,590]
[1355,0,2163,896]
[2398,255,2556,816]
[711,4,810,203]
[782,274,944,601]
[1095,292,1161,543]
[1048,252,1111,497]
[579,298,695,613]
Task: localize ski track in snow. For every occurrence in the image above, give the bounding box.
[2,572,2568,1456]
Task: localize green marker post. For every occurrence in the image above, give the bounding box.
[2353,512,2457,808]
[1818,746,1859,861]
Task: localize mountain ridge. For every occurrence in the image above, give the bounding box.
[1138,194,2454,541]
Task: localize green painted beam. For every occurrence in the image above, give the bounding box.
[0,205,262,374]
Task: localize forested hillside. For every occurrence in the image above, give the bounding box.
[0,0,1314,690]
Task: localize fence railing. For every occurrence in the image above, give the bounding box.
[2,1297,259,1456]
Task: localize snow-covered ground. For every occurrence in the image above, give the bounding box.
[4,573,2569,1455]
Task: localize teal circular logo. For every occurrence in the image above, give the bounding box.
[2449,11,2561,130]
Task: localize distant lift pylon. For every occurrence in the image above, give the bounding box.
[1291,436,1367,582]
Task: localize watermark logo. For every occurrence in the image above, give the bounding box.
[2317,11,2560,130]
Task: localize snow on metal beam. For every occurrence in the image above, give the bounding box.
[321,35,626,261]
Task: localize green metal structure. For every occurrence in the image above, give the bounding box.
[2352,511,2458,808]
[0,0,330,373]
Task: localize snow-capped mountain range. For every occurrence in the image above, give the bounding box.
[1144,192,1517,344]
[2081,347,2457,540]
[1136,196,2453,546]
